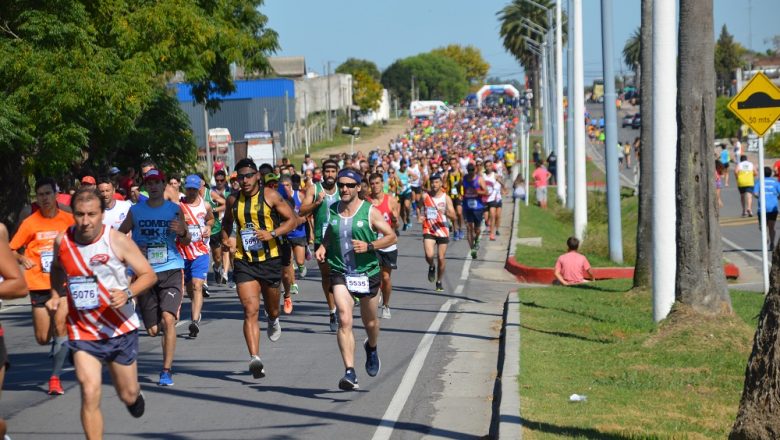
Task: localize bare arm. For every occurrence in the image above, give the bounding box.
[298,184,321,216]
[445,196,457,224]
[0,224,28,299]
[117,209,134,234]
[255,189,297,241]
[202,204,215,238]
[172,207,191,246]
[210,190,226,214]
[110,229,157,306]
[221,194,236,248]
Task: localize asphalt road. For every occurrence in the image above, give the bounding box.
[584,102,767,291]
[0,208,516,439]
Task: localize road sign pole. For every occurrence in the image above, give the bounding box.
[758,135,769,294]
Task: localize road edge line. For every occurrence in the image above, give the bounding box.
[498,290,522,439]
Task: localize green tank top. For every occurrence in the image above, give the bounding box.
[313,182,339,244]
[205,188,229,235]
[325,200,379,277]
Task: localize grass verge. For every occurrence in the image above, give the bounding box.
[288,119,404,165]
[518,280,763,439]
[516,186,637,267]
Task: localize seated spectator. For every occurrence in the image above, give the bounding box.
[554,237,595,285]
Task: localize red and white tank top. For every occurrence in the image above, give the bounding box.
[58,226,140,341]
[372,193,397,252]
[422,192,449,238]
[177,197,209,260]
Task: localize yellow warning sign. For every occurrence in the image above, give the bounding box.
[728,72,780,136]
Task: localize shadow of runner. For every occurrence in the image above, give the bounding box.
[521,418,640,440]
[520,324,614,344]
[519,300,610,323]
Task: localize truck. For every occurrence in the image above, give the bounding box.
[410,100,454,119]
[590,79,604,103]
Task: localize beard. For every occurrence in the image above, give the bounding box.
[322,176,336,189]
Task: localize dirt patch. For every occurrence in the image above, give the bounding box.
[643,304,754,352]
[311,119,408,160]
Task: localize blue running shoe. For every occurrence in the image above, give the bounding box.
[158,370,174,386]
[339,368,359,390]
[364,339,381,377]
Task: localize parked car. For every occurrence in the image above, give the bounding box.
[631,113,641,129]
[622,113,635,128]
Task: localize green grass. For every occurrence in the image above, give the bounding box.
[516,187,637,267]
[518,281,764,439]
[288,120,403,165]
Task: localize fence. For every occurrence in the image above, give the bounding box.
[284,121,330,155]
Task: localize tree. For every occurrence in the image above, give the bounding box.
[352,70,383,113]
[714,25,744,96]
[336,58,381,81]
[674,0,731,312]
[714,96,741,139]
[633,1,652,289]
[622,27,641,77]
[430,44,490,85]
[0,0,278,226]
[381,53,468,107]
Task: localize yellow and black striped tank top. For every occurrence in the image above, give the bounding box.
[234,189,282,262]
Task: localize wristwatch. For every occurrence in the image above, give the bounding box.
[367,242,375,252]
[124,288,134,303]
[270,230,277,238]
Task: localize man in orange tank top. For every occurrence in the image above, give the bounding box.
[421,174,456,292]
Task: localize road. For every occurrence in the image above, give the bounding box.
[0,204,518,439]
[584,102,767,291]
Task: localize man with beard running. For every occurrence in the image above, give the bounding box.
[299,159,340,331]
[221,159,297,379]
[48,188,157,439]
[367,173,400,319]
[422,173,457,291]
[315,169,396,390]
[462,163,488,259]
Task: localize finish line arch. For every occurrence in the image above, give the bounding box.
[476,84,521,107]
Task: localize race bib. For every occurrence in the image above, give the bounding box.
[426,207,439,221]
[345,274,370,294]
[240,229,262,252]
[40,250,54,274]
[321,223,329,239]
[68,276,99,310]
[467,199,478,209]
[147,244,168,265]
[450,187,458,196]
[188,225,202,243]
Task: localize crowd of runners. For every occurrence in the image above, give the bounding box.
[0,105,519,439]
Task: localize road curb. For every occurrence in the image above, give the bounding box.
[498,290,522,439]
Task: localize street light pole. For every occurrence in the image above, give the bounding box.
[566,0,575,209]
[572,0,587,239]
[555,0,566,205]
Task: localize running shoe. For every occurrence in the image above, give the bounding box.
[290,283,299,295]
[48,375,64,395]
[126,392,145,418]
[428,265,436,283]
[297,264,307,279]
[188,320,200,338]
[496,231,501,236]
[338,368,359,391]
[283,296,293,314]
[249,356,266,379]
[381,306,392,319]
[202,282,210,298]
[158,370,174,386]
[452,232,459,241]
[471,248,478,259]
[402,223,408,232]
[364,339,381,377]
[329,312,338,332]
[353,295,360,306]
[305,245,313,261]
[490,234,496,241]
[436,281,444,292]
[268,318,282,342]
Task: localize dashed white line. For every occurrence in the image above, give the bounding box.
[460,254,472,280]
[371,298,458,440]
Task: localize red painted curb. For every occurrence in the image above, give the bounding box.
[505,257,740,284]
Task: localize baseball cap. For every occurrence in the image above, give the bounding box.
[81,176,96,185]
[184,174,201,189]
[143,168,166,182]
[229,171,238,182]
[264,173,280,184]
[108,167,121,175]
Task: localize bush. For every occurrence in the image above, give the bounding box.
[765,132,780,158]
[715,96,741,139]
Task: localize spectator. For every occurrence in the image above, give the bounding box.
[554,237,595,285]
[753,167,780,249]
[532,162,552,209]
[546,151,557,185]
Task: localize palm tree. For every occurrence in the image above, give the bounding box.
[622,26,641,90]
[497,0,564,120]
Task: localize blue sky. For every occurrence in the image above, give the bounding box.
[263,0,778,84]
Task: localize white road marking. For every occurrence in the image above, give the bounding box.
[371,298,458,440]
[0,305,24,314]
[454,284,464,295]
[722,236,763,263]
[460,254,472,280]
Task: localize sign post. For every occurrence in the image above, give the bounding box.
[728,72,780,294]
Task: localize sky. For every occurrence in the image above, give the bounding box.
[263,0,778,84]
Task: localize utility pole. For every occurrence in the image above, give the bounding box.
[303,91,309,155]
[263,108,269,131]
[327,61,332,140]
[202,105,212,181]
[566,0,575,209]
[284,90,290,151]
[652,0,677,322]
[555,0,566,204]
[572,0,587,239]
[411,75,416,102]
[601,0,623,263]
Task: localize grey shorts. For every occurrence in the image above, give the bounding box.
[137,269,184,329]
[535,186,548,202]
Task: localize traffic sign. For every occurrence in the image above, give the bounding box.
[728,72,780,136]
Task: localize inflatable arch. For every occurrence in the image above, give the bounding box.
[475,84,521,107]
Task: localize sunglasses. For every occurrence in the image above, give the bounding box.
[337,182,359,189]
[215,178,226,182]
[237,172,257,180]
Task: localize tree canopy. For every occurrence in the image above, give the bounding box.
[430,44,490,86]
[714,25,746,96]
[352,70,384,113]
[381,53,469,107]
[336,58,381,81]
[622,27,641,74]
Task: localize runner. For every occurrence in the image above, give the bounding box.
[220,158,297,379]
[0,223,29,438]
[314,169,397,390]
[10,177,74,395]
[207,170,229,285]
[367,173,400,319]
[483,160,504,241]
[118,168,190,386]
[280,175,308,303]
[48,188,157,439]
[299,159,340,331]
[445,157,464,240]
[462,164,488,259]
[177,175,215,338]
[264,172,297,315]
[422,173,457,291]
[97,177,132,230]
[396,161,413,231]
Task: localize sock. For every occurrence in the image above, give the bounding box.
[52,336,69,378]
[330,308,337,315]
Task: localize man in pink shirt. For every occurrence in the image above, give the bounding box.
[532,162,552,209]
[554,237,595,285]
